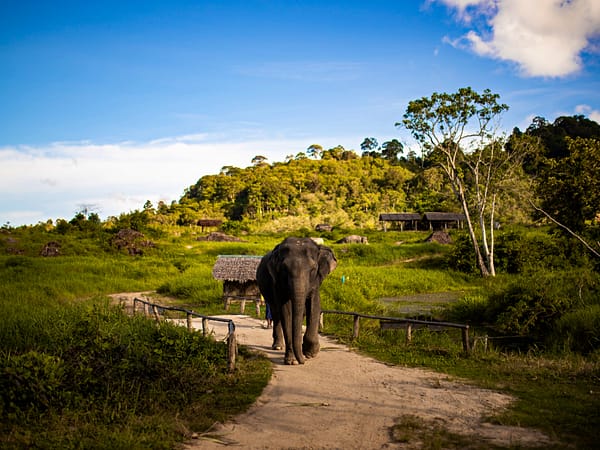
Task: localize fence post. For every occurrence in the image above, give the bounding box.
[202,318,209,336]
[319,312,324,332]
[227,322,237,372]
[186,312,193,331]
[461,326,471,353]
[132,298,137,314]
[406,323,412,343]
[352,314,360,339]
[152,305,161,322]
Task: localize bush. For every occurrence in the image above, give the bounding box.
[550,305,600,354]
[0,351,65,419]
[447,228,592,275]
[485,270,600,342]
[443,295,488,324]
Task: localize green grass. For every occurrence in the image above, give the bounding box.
[1,225,599,449]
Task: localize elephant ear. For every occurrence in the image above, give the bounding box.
[266,244,283,282]
[317,246,337,280]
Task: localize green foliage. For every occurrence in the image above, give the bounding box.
[0,300,271,448]
[551,304,600,354]
[448,227,592,275]
[537,137,600,231]
[181,152,424,229]
[449,270,600,346]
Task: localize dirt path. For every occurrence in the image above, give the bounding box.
[177,314,551,449]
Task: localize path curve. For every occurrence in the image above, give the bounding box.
[180,314,551,449]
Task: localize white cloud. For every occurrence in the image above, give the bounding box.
[439,0,600,77]
[0,132,364,226]
[575,104,600,123]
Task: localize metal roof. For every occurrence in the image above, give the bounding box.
[379,213,422,221]
[423,212,466,221]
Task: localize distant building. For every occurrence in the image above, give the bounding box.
[378,213,422,231]
[379,212,466,231]
[422,212,466,230]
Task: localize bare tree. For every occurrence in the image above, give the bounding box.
[400,87,530,277]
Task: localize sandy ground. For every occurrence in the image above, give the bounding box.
[179,314,552,450]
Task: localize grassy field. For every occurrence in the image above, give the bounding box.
[1,226,599,449]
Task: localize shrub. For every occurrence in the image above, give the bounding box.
[550,305,600,354]
[443,295,488,324]
[485,270,600,342]
[0,351,65,419]
[447,228,592,275]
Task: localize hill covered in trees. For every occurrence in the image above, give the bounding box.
[172,113,599,233]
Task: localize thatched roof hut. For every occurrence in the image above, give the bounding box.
[212,255,262,282]
[212,255,263,313]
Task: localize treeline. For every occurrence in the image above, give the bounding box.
[11,113,600,235]
[173,114,600,232]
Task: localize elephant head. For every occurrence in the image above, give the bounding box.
[257,237,337,365]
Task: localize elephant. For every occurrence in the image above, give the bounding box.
[256,237,337,365]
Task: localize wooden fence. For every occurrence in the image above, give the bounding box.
[320,310,471,353]
[132,297,237,371]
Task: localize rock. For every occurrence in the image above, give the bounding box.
[336,235,368,244]
[425,231,452,244]
[197,232,244,242]
[40,241,61,257]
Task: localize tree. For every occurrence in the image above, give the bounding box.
[251,155,268,166]
[381,139,403,163]
[306,144,323,159]
[360,137,379,157]
[537,137,600,232]
[400,87,522,277]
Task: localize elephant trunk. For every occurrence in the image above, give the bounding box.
[291,285,307,364]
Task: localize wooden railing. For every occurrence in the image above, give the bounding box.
[320,310,471,353]
[133,297,237,371]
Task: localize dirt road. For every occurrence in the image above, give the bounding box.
[184,314,550,449]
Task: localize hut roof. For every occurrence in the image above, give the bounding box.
[212,255,263,282]
[379,213,422,221]
[423,212,466,221]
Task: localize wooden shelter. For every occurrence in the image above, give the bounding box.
[422,212,466,230]
[379,213,422,231]
[197,219,223,232]
[212,255,263,314]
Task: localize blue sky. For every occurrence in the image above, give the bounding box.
[1,0,599,226]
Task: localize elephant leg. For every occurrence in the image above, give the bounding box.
[279,300,295,365]
[302,294,321,358]
[269,303,284,350]
[271,322,283,350]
